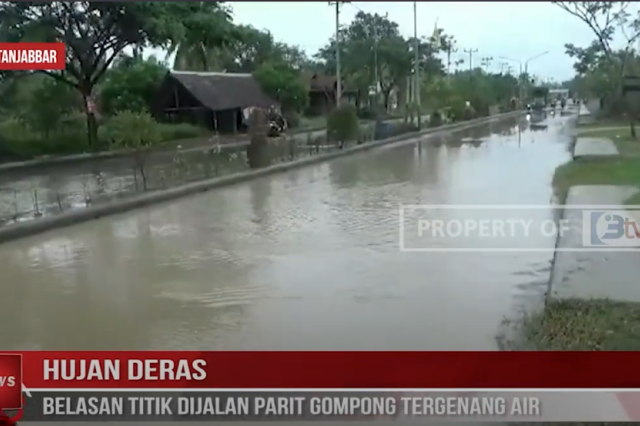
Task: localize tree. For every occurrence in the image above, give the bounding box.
[165,2,237,72]
[100,55,168,116]
[253,61,308,113]
[554,2,640,103]
[0,1,236,149]
[26,76,79,138]
[173,24,310,74]
[315,11,413,110]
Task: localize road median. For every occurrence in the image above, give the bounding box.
[0,111,521,244]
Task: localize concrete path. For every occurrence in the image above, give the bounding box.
[573,137,619,158]
[550,185,640,302]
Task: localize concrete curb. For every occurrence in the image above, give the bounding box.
[0,111,521,244]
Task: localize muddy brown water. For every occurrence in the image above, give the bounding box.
[0,112,575,351]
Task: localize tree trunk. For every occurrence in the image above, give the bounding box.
[382,89,391,110]
[79,81,99,151]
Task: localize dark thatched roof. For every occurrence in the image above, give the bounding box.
[301,72,356,93]
[167,71,278,111]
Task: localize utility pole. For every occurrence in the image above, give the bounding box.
[413,1,421,128]
[446,45,457,79]
[329,1,346,106]
[464,48,478,72]
[372,13,388,109]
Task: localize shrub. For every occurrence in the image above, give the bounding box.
[99,111,161,150]
[357,107,378,120]
[429,111,443,127]
[326,104,359,145]
[447,100,467,122]
[99,111,162,190]
[283,110,300,129]
[462,105,476,121]
[0,117,38,159]
[155,122,207,142]
[0,112,92,160]
[470,96,490,117]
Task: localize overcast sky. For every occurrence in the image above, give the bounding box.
[150,1,640,82]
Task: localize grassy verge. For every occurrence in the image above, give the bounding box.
[553,126,640,204]
[512,299,640,425]
[521,299,640,350]
[517,122,640,353]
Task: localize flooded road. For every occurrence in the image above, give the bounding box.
[0,112,574,351]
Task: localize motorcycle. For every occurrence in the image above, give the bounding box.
[267,113,287,138]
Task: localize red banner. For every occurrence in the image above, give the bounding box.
[0,42,66,70]
[3,351,640,389]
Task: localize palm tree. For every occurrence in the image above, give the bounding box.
[165,1,237,71]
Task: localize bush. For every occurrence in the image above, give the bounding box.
[99,111,161,150]
[326,104,359,145]
[282,110,300,129]
[155,122,207,142]
[462,105,476,121]
[0,117,38,160]
[470,96,490,117]
[0,114,90,160]
[357,107,378,120]
[447,100,467,122]
[429,111,443,127]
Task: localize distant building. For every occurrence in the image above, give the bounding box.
[152,71,278,133]
[304,73,357,115]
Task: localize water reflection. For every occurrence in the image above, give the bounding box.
[0,114,575,351]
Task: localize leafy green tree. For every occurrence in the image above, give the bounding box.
[173,24,309,74]
[26,77,79,138]
[0,1,236,148]
[316,12,412,109]
[554,1,640,106]
[253,61,308,113]
[100,56,168,116]
[165,2,237,72]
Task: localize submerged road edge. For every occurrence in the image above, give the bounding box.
[0,111,522,245]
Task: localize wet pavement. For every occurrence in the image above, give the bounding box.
[0,111,576,351]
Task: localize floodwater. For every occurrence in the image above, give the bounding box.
[0,111,575,351]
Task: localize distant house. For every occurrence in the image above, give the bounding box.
[305,73,357,115]
[152,71,278,133]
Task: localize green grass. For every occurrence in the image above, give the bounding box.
[552,125,640,204]
[522,299,640,350]
[298,115,327,130]
[575,117,628,129]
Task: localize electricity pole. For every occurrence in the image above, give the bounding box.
[329,1,346,106]
[446,44,457,79]
[464,48,478,72]
[373,13,388,108]
[413,1,421,128]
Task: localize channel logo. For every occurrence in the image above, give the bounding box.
[0,354,28,425]
[583,210,640,248]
